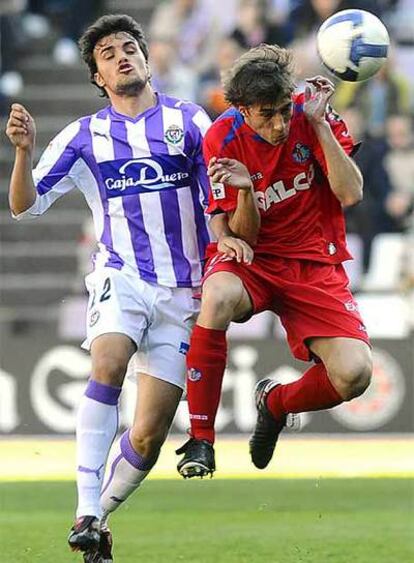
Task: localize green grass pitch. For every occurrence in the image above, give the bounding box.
[1,479,413,562]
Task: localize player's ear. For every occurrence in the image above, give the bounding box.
[94,72,106,89]
[239,105,248,117]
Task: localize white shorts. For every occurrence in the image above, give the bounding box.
[83,267,200,389]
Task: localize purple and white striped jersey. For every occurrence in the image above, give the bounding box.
[19,93,212,288]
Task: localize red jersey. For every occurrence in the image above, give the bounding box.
[204,93,356,264]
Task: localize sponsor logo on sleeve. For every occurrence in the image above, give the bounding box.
[211,181,226,200]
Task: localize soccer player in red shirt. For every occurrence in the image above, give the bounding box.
[176,44,372,478]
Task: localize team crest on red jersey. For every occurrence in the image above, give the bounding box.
[292,142,310,164]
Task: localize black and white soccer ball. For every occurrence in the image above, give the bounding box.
[317,9,390,82]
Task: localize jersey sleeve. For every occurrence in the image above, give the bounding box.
[203,123,240,215]
[13,120,82,220]
[310,105,356,176]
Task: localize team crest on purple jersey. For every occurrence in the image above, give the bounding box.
[165,124,184,144]
[292,142,311,164]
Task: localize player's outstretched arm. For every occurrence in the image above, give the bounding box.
[208,157,260,246]
[304,77,363,207]
[6,103,37,215]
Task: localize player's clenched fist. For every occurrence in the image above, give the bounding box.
[6,103,36,151]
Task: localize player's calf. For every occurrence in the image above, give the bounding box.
[129,425,166,462]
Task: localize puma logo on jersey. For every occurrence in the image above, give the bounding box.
[93,131,109,139]
[250,171,263,182]
[255,165,315,211]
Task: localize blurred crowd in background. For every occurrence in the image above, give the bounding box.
[1,0,414,298]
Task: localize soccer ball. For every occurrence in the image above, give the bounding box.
[317,9,390,82]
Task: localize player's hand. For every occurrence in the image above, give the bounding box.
[217,235,254,264]
[303,76,335,125]
[5,103,36,151]
[208,157,253,191]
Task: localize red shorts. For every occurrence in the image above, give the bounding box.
[203,252,370,362]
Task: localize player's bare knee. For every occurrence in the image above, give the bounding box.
[331,354,372,401]
[201,282,242,323]
[92,354,128,387]
[348,359,372,399]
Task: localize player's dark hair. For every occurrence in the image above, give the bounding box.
[223,44,295,107]
[79,14,149,98]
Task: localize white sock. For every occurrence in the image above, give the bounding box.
[76,379,121,519]
[100,430,159,523]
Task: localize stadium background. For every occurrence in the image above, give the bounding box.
[0,1,413,562]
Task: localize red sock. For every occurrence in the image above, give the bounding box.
[266,363,343,419]
[186,325,227,444]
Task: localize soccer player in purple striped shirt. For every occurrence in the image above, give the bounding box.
[5,13,230,561]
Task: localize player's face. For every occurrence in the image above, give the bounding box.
[241,97,293,145]
[93,32,150,97]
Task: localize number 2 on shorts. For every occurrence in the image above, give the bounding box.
[99,277,111,302]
